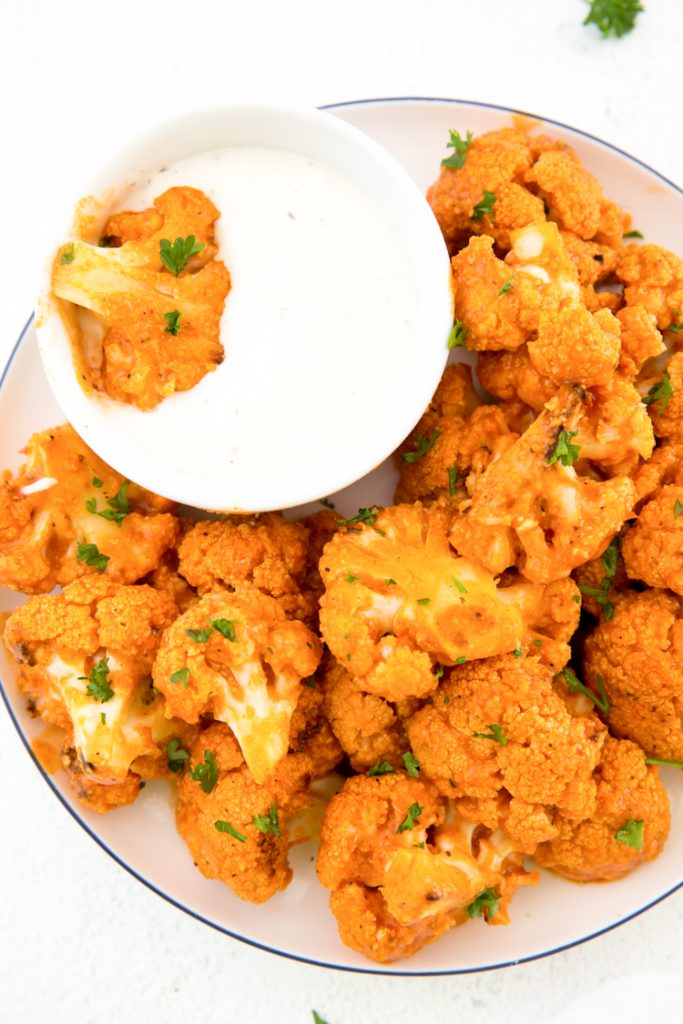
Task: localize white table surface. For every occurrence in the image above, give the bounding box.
[2,2,683,1021]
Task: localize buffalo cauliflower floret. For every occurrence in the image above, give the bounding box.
[52,186,231,410]
[449,385,637,582]
[477,347,555,411]
[534,737,670,881]
[631,441,683,503]
[176,722,313,903]
[560,231,621,289]
[621,484,683,594]
[317,773,536,962]
[152,589,321,783]
[572,378,654,474]
[408,655,606,848]
[524,150,625,241]
[528,305,621,388]
[287,675,343,778]
[639,352,683,442]
[4,575,179,792]
[616,306,665,379]
[617,243,683,331]
[177,513,314,622]
[583,589,683,761]
[0,423,178,594]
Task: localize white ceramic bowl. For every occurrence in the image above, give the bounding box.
[3,98,683,975]
[35,103,452,511]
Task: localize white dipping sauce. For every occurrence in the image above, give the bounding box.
[101,146,418,507]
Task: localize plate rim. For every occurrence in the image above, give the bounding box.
[2,96,683,976]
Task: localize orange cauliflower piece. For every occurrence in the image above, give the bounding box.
[3,576,179,791]
[524,150,604,240]
[470,182,546,252]
[52,187,231,410]
[177,513,314,622]
[560,230,621,289]
[0,424,178,594]
[317,773,536,962]
[616,306,664,379]
[176,722,313,903]
[408,655,606,847]
[617,243,683,331]
[631,441,683,502]
[528,305,621,388]
[621,484,683,594]
[477,347,555,411]
[572,378,654,474]
[534,737,670,881]
[450,386,637,582]
[152,589,321,783]
[640,352,683,442]
[287,677,343,778]
[583,589,683,761]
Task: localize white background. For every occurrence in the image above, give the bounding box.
[1,2,683,1022]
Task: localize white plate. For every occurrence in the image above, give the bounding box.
[2,98,683,976]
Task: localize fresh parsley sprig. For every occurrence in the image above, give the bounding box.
[441,129,473,170]
[190,749,219,794]
[558,666,611,714]
[467,887,500,920]
[615,817,644,850]
[402,429,440,464]
[397,802,423,833]
[471,191,496,222]
[214,820,246,842]
[643,372,674,413]
[473,723,507,745]
[547,429,580,467]
[82,658,114,703]
[85,480,130,526]
[583,0,643,38]
[253,802,281,838]
[159,235,205,276]
[447,320,468,350]
[167,738,190,773]
[76,542,110,572]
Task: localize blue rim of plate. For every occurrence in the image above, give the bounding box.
[1,97,682,977]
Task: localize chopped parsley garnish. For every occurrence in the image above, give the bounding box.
[368,760,396,777]
[397,802,423,833]
[171,667,190,687]
[547,429,580,467]
[190,749,218,794]
[312,1013,329,1024]
[467,887,500,920]
[100,712,106,725]
[385,578,396,586]
[454,656,467,665]
[623,229,643,239]
[60,243,75,264]
[498,280,514,296]
[304,676,317,689]
[675,501,683,519]
[513,647,523,658]
[167,738,190,773]
[643,372,674,413]
[447,465,461,496]
[163,310,182,336]
[186,627,213,643]
[583,0,643,38]
[159,235,205,276]
[402,751,420,778]
[417,597,430,606]
[473,723,508,745]
[337,507,383,532]
[319,497,335,509]
[76,542,109,572]
[669,313,683,335]
[345,572,360,583]
[92,476,103,488]
[471,190,497,222]
[558,666,610,714]
[578,537,620,620]
[212,618,237,641]
[615,818,644,850]
[85,480,130,526]
[451,576,467,594]
[441,129,473,170]
[434,664,445,680]
[214,820,246,842]
[646,757,683,769]
[447,320,468,349]
[253,802,281,838]
[84,659,114,702]
[402,429,440,464]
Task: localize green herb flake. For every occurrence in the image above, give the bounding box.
[212,618,237,641]
[674,501,683,519]
[669,314,683,335]
[214,820,246,842]
[441,129,473,170]
[385,578,397,586]
[92,477,103,488]
[454,656,467,665]
[253,802,281,838]
[402,429,440,464]
[100,712,106,725]
[82,658,114,703]
[498,280,514,296]
[451,576,467,594]
[76,542,109,572]
[513,647,523,658]
[86,480,131,526]
[190,749,219,794]
[559,666,610,714]
[615,817,644,851]
[447,320,468,350]
[171,667,190,688]
[312,1013,329,1024]
[572,594,581,603]
[368,760,396,777]
[60,242,75,264]
[345,572,360,583]
[547,429,581,467]
[434,664,445,681]
[167,738,190,773]
[583,0,644,39]
[417,597,431,606]
[186,627,213,643]
[336,507,384,533]
[159,235,205,276]
[319,497,335,509]
[402,751,420,777]
[163,310,182,336]
[467,887,500,920]
[471,191,497,222]
[623,229,644,239]
[473,723,507,745]
[447,465,461,497]
[397,801,423,833]
[645,757,683,769]
[643,372,675,413]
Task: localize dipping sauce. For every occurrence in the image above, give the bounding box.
[90,146,418,508]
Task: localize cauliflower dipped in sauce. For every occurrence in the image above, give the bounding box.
[0,424,179,594]
[153,589,321,783]
[3,575,182,810]
[52,186,231,410]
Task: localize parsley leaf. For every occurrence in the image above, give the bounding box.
[397,802,423,833]
[441,129,473,170]
[447,320,468,349]
[76,542,109,572]
[434,664,445,680]
[615,817,644,850]
[368,760,395,777]
[214,820,247,842]
[583,0,643,38]
[471,191,497,222]
[447,464,461,496]
[336,507,384,533]
[190,749,218,794]
[163,310,182,336]
[84,658,114,703]
[167,738,190,773]
[467,887,500,920]
[85,480,130,526]
[171,667,190,688]
[623,229,643,239]
[312,1013,329,1024]
[92,476,103,488]
[212,618,237,641]
[319,497,335,509]
[547,429,580,467]
[402,751,420,777]
[385,578,397,586]
[417,597,430,605]
[513,647,523,658]
[451,576,467,594]
[645,757,683,769]
[498,280,513,296]
[345,572,360,583]
[601,537,619,580]
[643,372,674,413]
[558,666,610,714]
[402,429,440,464]
[668,313,683,335]
[454,656,467,665]
[253,802,281,838]
[60,243,75,264]
[186,627,213,643]
[159,235,205,276]
[473,723,507,745]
